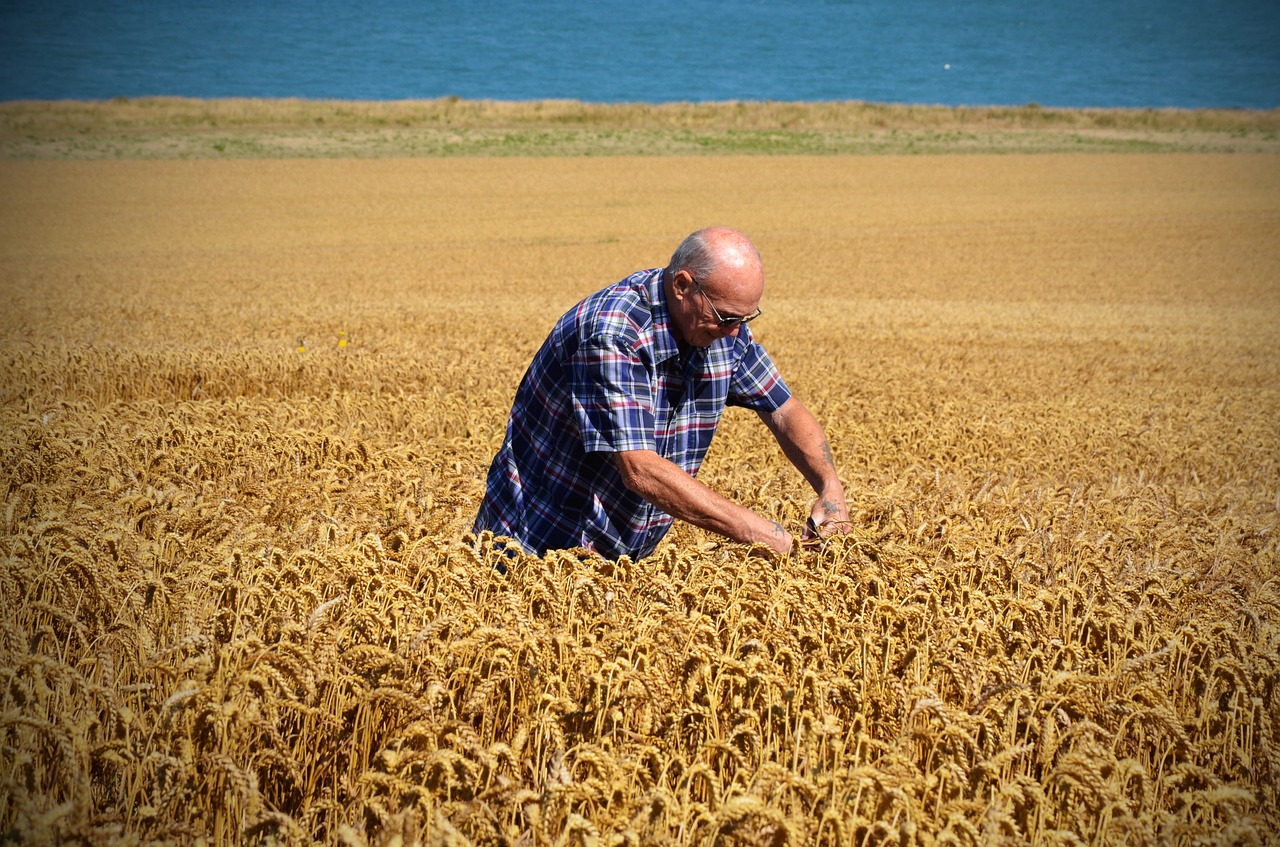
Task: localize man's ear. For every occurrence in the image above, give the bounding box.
[671,269,692,300]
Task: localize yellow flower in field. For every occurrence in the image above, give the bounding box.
[338,330,348,348]
[296,337,307,352]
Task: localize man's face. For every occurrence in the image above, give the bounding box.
[671,269,763,348]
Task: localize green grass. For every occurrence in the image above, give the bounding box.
[2,97,1279,158]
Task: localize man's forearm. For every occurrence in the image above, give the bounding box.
[610,450,792,553]
[761,397,845,499]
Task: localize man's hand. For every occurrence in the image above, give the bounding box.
[758,520,795,558]
[802,494,852,541]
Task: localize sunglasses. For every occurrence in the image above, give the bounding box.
[691,276,763,328]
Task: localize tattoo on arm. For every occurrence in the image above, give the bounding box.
[820,440,836,470]
[770,521,787,537]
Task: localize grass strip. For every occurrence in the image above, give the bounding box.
[3,96,1278,158]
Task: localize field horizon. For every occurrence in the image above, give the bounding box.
[2,96,1279,158]
[1,150,1277,844]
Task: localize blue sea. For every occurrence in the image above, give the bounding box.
[1,0,1278,109]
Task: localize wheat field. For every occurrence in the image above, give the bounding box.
[1,153,1278,845]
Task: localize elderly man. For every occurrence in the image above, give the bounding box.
[473,226,850,560]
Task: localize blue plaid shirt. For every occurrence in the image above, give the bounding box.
[473,268,792,560]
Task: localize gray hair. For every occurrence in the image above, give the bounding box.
[665,229,722,282]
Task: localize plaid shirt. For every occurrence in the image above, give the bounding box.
[473,268,792,560]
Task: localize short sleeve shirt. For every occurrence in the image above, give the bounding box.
[473,268,791,560]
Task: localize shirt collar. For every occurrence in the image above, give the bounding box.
[645,268,682,365]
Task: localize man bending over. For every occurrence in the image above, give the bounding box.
[473,226,850,560]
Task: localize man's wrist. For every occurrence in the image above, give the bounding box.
[817,484,846,509]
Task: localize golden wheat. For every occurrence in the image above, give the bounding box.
[1,153,1277,845]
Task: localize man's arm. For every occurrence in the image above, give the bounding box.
[757,397,851,538]
[610,450,794,556]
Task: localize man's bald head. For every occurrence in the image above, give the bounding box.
[664,227,766,347]
[666,226,764,301]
